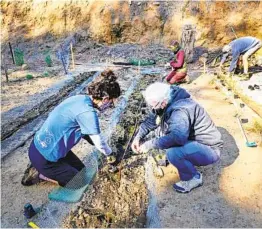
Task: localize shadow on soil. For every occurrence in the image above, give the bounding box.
[190,127,262,227]
[217,127,239,167]
[249,65,262,74]
[158,127,262,227]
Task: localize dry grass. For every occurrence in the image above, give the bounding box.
[247,118,262,145]
[247,118,262,135]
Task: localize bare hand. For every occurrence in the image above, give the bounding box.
[131,137,141,154]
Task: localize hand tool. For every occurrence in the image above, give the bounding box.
[28,221,40,228]
[236,116,257,147]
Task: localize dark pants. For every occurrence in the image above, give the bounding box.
[166,141,220,181]
[29,140,85,187]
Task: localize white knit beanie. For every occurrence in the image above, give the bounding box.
[142,82,171,108]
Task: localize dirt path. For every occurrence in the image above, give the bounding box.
[154,73,262,227]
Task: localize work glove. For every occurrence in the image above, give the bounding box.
[131,136,141,154]
[139,141,152,154]
[103,144,113,156]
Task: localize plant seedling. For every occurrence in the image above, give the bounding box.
[26,74,33,80]
[107,155,116,165]
[42,72,49,77]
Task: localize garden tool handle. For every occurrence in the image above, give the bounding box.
[28,222,40,228]
[236,116,248,142]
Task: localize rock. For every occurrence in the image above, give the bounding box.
[83,212,89,218]
[153,2,160,6]
[21,64,29,70]
[158,201,165,209]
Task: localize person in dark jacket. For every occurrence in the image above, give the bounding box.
[220,36,262,76]
[131,82,223,193]
[166,40,187,84]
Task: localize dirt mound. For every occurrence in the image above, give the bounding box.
[1,1,262,47]
[63,74,159,228]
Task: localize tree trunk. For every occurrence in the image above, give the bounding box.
[181,24,196,63]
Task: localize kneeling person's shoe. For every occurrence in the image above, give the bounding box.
[21,163,41,186]
[173,172,203,193]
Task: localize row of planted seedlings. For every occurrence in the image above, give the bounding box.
[63,73,160,228]
[215,72,262,118]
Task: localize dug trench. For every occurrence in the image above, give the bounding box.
[1,71,101,159]
[63,74,161,228]
[1,67,149,228]
[1,71,97,141]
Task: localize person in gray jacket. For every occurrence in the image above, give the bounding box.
[220,36,262,75]
[131,82,223,193]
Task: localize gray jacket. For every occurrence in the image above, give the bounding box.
[137,86,223,150]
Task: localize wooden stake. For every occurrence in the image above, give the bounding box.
[230,26,238,39]
[70,42,75,70]
[2,54,9,82]
[60,45,68,75]
[8,42,15,65]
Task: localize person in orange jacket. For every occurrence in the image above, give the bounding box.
[166,41,187,84]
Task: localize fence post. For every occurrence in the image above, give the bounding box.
[2,54,9,82]
[8,42,16,65]
[70,42,75,70]
[60,44,68,75]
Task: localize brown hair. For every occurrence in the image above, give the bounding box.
[87,69,121,100]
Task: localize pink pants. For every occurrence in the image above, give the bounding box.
[166,70,187,84]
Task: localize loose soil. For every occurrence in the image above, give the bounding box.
[63,74,159,228]
[1,43,262,228]
[1,67,144,228]
[155,73,262,227]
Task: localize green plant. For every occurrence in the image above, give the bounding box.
[42,72,49,77]
[209,77,216,85]
[14,48,24,66]
[45,54,53,67]
[26,74,33,80]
